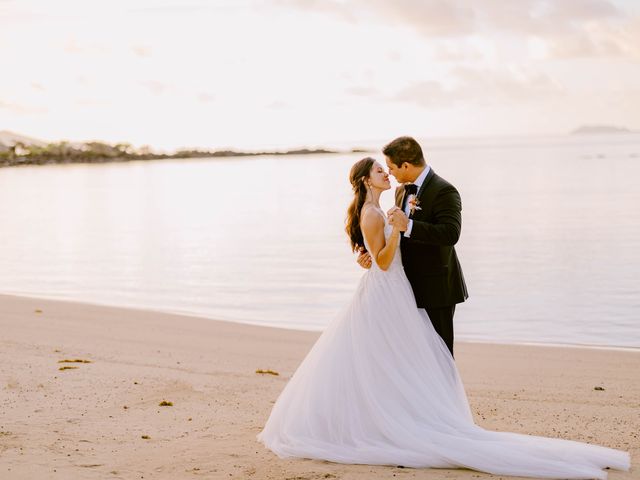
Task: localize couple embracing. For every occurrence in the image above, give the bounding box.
[257,136,630,479]
[354,135,467,358]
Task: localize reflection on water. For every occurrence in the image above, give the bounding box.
[0,134,639,348]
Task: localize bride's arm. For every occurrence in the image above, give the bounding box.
[361,209,401,271]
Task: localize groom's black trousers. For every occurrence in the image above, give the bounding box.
[425,305,455,358]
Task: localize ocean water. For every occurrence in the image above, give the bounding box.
[0,134,639,349]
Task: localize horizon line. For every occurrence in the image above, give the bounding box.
[1,126,638,154]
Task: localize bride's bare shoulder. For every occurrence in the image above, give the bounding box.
[360,205,385,228]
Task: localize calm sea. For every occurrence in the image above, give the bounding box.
[1,134,639,349]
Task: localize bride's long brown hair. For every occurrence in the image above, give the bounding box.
[345,157,375,253]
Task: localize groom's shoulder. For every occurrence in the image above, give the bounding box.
[430,171,458,192]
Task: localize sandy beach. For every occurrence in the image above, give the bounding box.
[0,293,637,479]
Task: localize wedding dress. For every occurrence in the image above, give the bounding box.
[256,207,630,479]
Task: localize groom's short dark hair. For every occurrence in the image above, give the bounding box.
[383,136,425,167]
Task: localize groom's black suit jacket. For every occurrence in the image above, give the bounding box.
[394,168,468,309]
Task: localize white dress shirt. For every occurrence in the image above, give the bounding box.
[404,165,430,238]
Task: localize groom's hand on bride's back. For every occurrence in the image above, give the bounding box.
[357,247,372,269]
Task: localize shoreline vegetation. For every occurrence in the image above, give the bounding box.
[1,123,636,168]
[0,140,370,168]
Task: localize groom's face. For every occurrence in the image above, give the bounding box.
[385,156,408,183]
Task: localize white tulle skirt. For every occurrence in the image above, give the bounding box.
[256,260,630,479]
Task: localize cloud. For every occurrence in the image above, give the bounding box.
[275,0,638,59]
[272,0,359,23]
[475,0,622,36]
[197,92,215,103]
[63,39,83,54]
[131,45,152,58]
[274,0,475,36]
[543,16,640,59]
[0,99,47,114]
[0,1,48,22]
[392,67,565,107]
[451,66,565,101]
[486,0,639,60]
[363,0,476,37]
[434,42,484,62]
[76,75,91,86]
[127,4,210,14]
[141,80,168,95]
[386,50,402,62]
[394,80,451,107]
[75,98,111,107]
[267,100,289,109]
[342,64,565,108]
[345,86,381,97]
[63,38,109,55]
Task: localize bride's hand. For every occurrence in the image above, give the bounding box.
[389,210,408,232]
[387,206,402,217]
[357,247,372,269]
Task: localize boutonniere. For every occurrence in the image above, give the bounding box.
[407,194,422,215]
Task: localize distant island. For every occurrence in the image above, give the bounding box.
[570,125,636,135]
[0,130,370,168]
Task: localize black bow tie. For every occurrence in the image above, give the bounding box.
[404,183,418,195]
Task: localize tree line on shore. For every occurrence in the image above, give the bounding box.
[0,141,355,167]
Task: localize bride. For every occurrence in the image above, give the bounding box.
[256,157,631,479]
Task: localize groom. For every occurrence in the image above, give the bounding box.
[357,136,468,357]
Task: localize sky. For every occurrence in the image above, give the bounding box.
[1,0,639,151]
